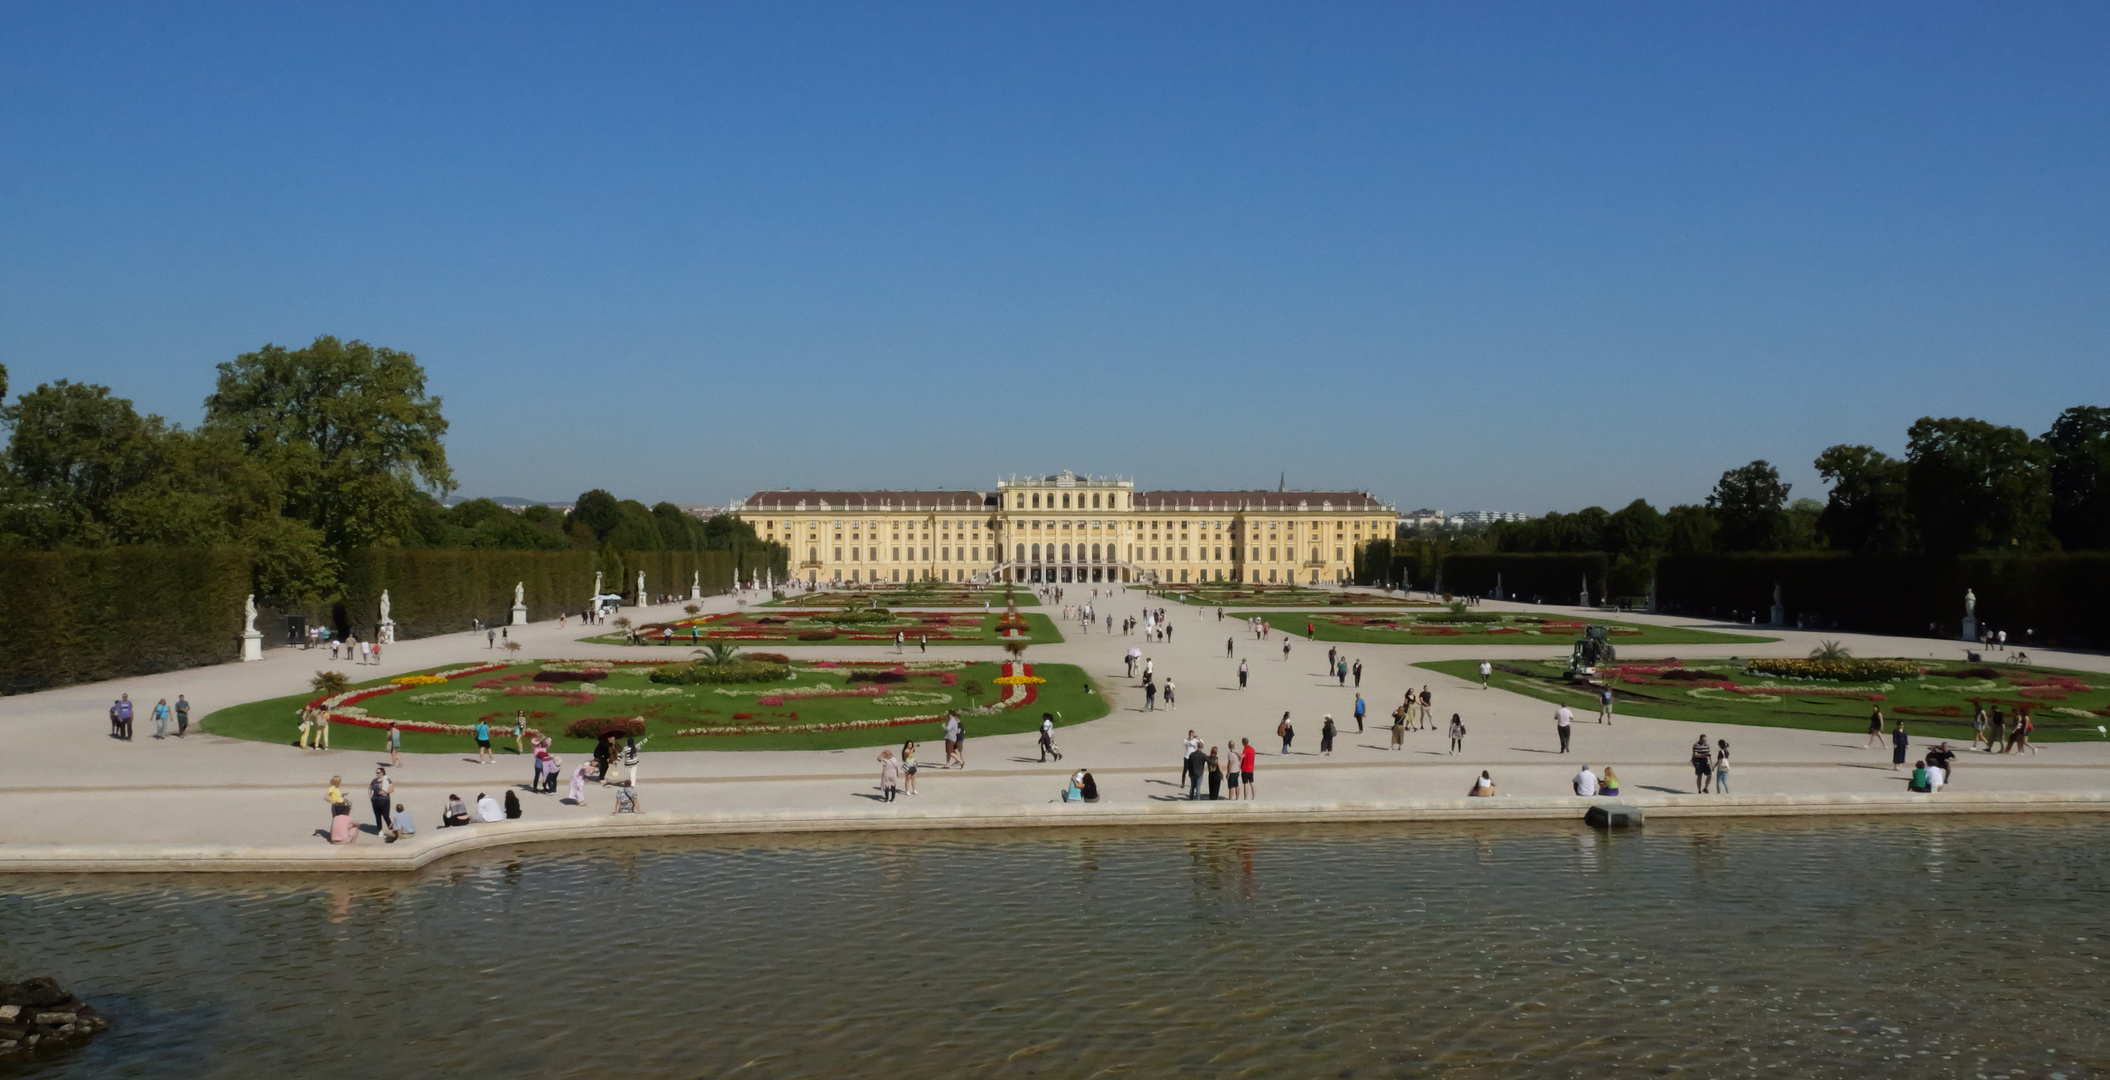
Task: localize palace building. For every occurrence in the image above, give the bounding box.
[730,471,1394,586]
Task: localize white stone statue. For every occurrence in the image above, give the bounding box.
[593,571,602,602]
[1965,589,1976,618]
[690,571,701,600]
[515,581,525,606]
[380,590,392,624]
[243,593,258,635]
[636,571,645,606]
[241,593,263,661]
[1773,583,1783,608]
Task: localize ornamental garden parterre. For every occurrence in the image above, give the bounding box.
[599,608,1064,646]
[1246,609,1773,646]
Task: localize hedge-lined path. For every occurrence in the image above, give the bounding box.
[3,586,2110,863]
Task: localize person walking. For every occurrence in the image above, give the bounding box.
[1691,734,1713,793]
[1143,679,1157,711]
[1891,721,1910,771]
[1448,713,1465,754]
[1336,658,1348,686]
[312,706,329,749]
[1419,686,1434,729]
[878,749,901,802]
[1865,706,1886,749]
[1328,646,1338,674]
[1353,693,1365,733]
[944,711,964,769]
[1238,659,1248,689]
[369,768,395,832]
[1352,659,1362,687]
[1277,713,1295,755]
[1177,730,1200,782]
[1163,678,1176,709]
[1479,661,1492,689]
[1281,640,1291,663]
[152,698,170,739]
[1556,705,1573,754]
[1597,685,1613,724]
[901,741,920,795]
[387,722,402,767]
[2011,709,2035,754]
[1987,707,2007,754]
[1226,636,1235,658]
[1390,704,1406,750]
[174,694,191,738]
[1714,738,1731,794]
[1038,715,1060,762]
[1320,716,1336,756]
[475,718,494,764]
[1971,704,1990,750]
[1240,739,1257,798]
[512,713,527,756]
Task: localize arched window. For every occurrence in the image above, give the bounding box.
[1032,493,1041,508]
[1091,543,1101,560]
[1061,543,1071,561]
[1062,493,1071,508]
[1031,543,1041,561]
[1015,543,1025,562]
[808,546,817,562]
[1092,493,1101,508]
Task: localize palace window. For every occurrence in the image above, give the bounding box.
[834,547,843,560]
[1016,544,1025,561]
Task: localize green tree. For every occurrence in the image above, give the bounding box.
[0,380,169,545]
[203,336,452,556]
[1904,417,2052,555]
[1813,444,1911,554]
[1602,499,1666,560]
[1707,461,1791,551]
[2044,405,2110,551]
[1663,504,1717,555]
[568,489,623,540]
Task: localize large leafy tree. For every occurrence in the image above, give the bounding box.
[1813,444,1911,554]
[2044,406,2110,551]
[204,336,452,555]
[1663,504,1717,555]
[1904,417,2052,555]
[1707,460,1792,551]
[1602,499,1667,561]
[0,380,170,545]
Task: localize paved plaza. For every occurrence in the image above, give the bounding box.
[2,587,2107,867]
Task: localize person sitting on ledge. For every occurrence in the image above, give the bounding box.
[1573,766,1600,797]
[613,779,641,814]
[441,794,471,828]
[476,792,504,822]
[1601,767,1622,797]
[503,790,523,819]
[1080,769,1099,803]
[387,803,416,842]
[1468,771,1496,797]
[1907,761,1934,794]
[1062,770,1084,802]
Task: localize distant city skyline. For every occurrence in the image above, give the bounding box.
[3,4,2104,514]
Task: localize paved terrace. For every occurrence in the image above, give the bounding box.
[2,588,2106,871]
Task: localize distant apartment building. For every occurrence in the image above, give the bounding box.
[1454,510,1529,526]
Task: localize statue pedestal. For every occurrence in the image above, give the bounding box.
[241,630,263,662]
[511,603,528,626]
[1770,604,1785,628]
[379,620,397,645]
[1961,617,1978,643]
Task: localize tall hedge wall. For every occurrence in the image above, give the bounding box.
[1655,553,2110,646]
[337,548,748,640]
[1439,553,1611,603]
[0,548,250,695]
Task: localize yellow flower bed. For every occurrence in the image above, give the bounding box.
[992,675,1046,685]
[390,674,449,686]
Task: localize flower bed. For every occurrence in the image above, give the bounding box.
[1746,658,1922,681]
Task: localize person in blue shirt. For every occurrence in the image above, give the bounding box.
[1353,693,1366,733]
[475,719,494,764]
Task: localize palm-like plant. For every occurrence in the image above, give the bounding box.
[1809,639,1852,660]
[310,670,351,695]
[695,641,744,666]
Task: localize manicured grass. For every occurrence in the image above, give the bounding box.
[1416,657,2110,743]
[1244,611,1774,647]
[1150,585,1429,608]
[582,611,1066,648]
[202,658,1109,754]
[759,587,1037,608]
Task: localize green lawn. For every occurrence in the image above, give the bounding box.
[201,657,1109,754]
[1417,656,2110,743]
[1243,611,1774,647]
[580,611,1065,648]
[759,586,1038,608]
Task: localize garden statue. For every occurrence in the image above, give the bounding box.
[378,589,397,644]
[1578,574,1591,609]
[592,571,602,601]
[1770,583,1785,628]
[636,571,646,607]
[1961,588,1979,643]
[241,593,263,662]
[690,571,701,601]
[511,581,528,626]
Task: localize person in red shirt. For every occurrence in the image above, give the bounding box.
[1239,739,1257,798]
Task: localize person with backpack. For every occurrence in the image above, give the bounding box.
[1277,712,1294,755]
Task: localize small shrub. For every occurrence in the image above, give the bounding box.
[649,658,792,685]
[959,678,984,699]
[611,616,632,631]
[1808,639,1853,660]
[797,630,837,641]
[732,712,753,720]
[310,670,351,695]
[684,604,702,616]
[564,716,647,739]
[847,671,908,684]
[503,639,522,653]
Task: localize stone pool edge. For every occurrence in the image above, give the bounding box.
[2,790,2106,874]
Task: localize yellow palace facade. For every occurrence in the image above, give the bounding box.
[730,471,1393,586]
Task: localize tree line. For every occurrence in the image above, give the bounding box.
[1477,409,2110,563]
[0,337,782,602]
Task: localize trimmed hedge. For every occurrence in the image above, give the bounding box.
[1439,553,1610,603]
[0,548,250,695]
[648,659,792,685]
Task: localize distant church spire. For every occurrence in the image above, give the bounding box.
[1278,471,1285,492]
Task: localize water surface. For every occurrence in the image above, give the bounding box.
[3,818,2107,1078]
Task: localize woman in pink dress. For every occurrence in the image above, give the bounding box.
[567,762,589,804]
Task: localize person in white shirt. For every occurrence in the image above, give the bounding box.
[476,793,504,822]
[1556,706,1574,754]
[1573,766,1599,797]
[1927,763,1947,791]
[1480,661,1492,688]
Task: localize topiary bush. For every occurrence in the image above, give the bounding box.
[847,670,908,684]
[649,658,792,685]
[534,669,609,683]
[1745,658,1922,681]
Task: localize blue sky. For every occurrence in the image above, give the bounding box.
[1,2,2104,513]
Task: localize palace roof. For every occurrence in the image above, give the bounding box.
[735,490,997,512]
[1133,490,1389,512]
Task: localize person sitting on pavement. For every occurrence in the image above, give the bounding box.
[1573,766,1600,797]
[388,803,416,842]
[1600,767,1622,797]
[441,794,472,827]
[1079,769,1099,803]
[1468,771,1497,797]
[1907,760,1934,794]
[476,792,504,822]
[613,779,641,814]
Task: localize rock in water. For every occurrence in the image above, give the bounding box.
[0,977,109,1063]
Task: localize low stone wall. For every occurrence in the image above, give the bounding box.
[0,977,107,1062]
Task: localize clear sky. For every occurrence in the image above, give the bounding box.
[2,2,2104,513]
